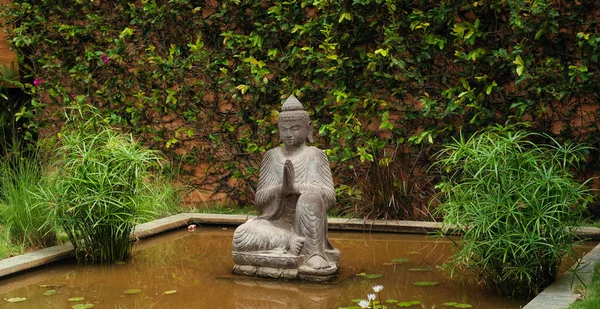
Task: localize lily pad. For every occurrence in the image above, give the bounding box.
[413,281,439,287]
[408,267,432,272]
[68,297,85,302]
[163,290,177,295]
[72,304,95,309]
[397,300,422,307]
[43,290,58,296]
[444,302,472,308]
[123,289,142,294]
[6,297,26,303]
[390,258,409,263]
[39,284,64,288]
[407,251,420,255]
[385,299,398,303]
[356,272,383,279]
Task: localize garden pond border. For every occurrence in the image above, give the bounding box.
[1,213,600,309]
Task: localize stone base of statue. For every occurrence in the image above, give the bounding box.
[232,250,339,282]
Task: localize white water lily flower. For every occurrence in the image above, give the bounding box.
[367,293,376,301]
[372,285,384,292]
[358,299,371,308]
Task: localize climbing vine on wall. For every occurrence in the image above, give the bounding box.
[1,0,598,215]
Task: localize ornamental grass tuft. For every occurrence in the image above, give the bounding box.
[49,106,164,263]
[434,124,594,298]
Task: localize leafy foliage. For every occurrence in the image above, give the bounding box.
[435,125,593,297]
[1,1,598,214]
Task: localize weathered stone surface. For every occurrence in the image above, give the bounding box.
[231,96,339,281]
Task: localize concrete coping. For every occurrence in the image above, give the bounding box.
[1,213,600,308]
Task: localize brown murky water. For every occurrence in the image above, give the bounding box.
[0,227,595,309]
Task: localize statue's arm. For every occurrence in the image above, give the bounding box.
[255,150,282,213]
[297,149,336,210]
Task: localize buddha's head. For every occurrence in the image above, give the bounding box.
[278,95,313,148]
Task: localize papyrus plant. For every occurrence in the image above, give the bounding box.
[50,106,162,263]
[434,125,593,297]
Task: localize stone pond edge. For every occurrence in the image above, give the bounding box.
[1,213,599,309]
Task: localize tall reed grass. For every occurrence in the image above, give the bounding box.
[49,106,167,263]
[0,150,56,248]
[435,125,593,297]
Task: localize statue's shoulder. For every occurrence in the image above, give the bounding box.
[306,146,328,160]
[261,147,283,164]
[264,147,282,158]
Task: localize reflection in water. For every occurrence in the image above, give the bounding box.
[0,227,567,309]
[233,280,339,309]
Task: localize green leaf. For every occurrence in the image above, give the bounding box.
[356,272,383,279]
[39,284,65,288]
[408,267,432,272]
[123,289,142,294]
[72,304,95,309]
[444,302,472,308]
[43,290,58,296]
[163,290,177,295]
[413,281,438,286]
[444,302,458,306]
[391,258,409,263]
[385,299,398,303]
[68,297,85,302]
[397,300,422,307]
[6,297,26,303]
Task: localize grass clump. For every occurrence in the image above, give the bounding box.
[570,262,600,308]
[48,106,170,263]
[0,148,56,250]
[435,125,593,298]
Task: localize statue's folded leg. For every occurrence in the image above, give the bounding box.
[294,192,337,272]
[232,219,292,252]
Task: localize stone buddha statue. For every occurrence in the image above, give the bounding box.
[232,95,340,281]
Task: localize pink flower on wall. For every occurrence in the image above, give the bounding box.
[33,78,45,86]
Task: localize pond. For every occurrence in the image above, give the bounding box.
[0,226,593,308]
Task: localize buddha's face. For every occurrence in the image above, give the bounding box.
[279,119,309,148]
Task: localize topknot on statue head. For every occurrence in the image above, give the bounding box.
[278,95,310,123]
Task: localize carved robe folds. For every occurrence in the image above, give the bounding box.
[232,146,339,281]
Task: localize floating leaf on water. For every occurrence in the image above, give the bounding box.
[115,261,125,265]
[43,290,58,296]
[123,289,142,295]
[163,290,177,295]
[444,303,472,308]
[39,284,64,288]
[407,251,420,255]
[355,273,383,279]
[6,297,26,303]
[350,299,363,303]
[444,302,458,306]
[397,300,422,307]
[72,304,95,309]
[391,258,409,263]
[382,262,394,266]
[338,306,361,309]
[68,297,85,302]
[385,299,398,303]
[413,281,439,286]
[408,267,432,272]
